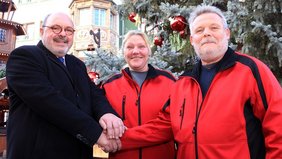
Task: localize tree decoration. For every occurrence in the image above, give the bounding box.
[88,71,99,82]
[128,12,137,23]
[170,15,187,32]
[154,36,163,46]
[179,30,187,39]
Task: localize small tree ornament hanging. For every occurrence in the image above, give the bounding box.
[170,15,187,32]
[88,71,100,83]
[154,36,163,46]
[180,30,187,39]
[128,12,137,23]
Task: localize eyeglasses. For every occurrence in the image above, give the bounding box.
[42,25,75,36]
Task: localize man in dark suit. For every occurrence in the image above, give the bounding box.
[6,12,124,159]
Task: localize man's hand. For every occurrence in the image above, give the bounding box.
[99,113,125,139]
[96,132,121,153]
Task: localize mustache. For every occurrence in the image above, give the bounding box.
[53,35,68,43]
[201,39,216,45]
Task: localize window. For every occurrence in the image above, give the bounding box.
[25,23,35,39]
[110,13,117,30]
[93,8,106,26]
[79,8,91,26]
[0,28,7,42]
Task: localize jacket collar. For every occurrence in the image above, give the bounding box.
[123,64,158,80]
[37,40,74,79]
[37,40,62,60]
[37,40,71,60]
[181,47,237,79]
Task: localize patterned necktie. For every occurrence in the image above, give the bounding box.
[58,57,65,65]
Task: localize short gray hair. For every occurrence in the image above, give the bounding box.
[188,5,228,33]
[121,30,151,55]
[41,12,74,27]
[42,13,51,26]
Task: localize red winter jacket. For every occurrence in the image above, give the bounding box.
[102,64,176,159]
[121,48,282,159]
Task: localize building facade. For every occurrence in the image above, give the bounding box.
[0,0,25,62]
[69,0,119,57]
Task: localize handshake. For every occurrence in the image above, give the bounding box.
[96,113,126,153]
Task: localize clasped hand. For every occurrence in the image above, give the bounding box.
[96,113,126,152]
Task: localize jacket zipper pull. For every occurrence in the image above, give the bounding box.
[136,93,140,106]
[180,98,186,129]
[122,95,126,120]
[192,125,196,134]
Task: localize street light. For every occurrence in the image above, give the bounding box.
[88,28,101,50]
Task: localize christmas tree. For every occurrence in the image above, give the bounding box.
[84,49,126,84]
[86,0,282,84]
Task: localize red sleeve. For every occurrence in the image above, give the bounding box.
[253,61,282,159]
[121,106,173,150]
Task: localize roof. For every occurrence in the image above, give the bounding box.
[0,0,16,12]
[0,19,25,35]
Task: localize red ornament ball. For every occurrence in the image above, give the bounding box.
[170,15,187,32]
[88,72,99,82]
[128,12,136,23]
[154,36,163,46]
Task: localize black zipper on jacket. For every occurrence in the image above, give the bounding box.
[179,98,186,129]
[135,86,142,159]
[121,95,126,120]
[137,93,141,125]
[137,92,142,159]
[193,90,201,159]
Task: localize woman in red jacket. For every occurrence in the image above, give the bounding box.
[102,30,176,159]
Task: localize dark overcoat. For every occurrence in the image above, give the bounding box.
[6,41,115,159]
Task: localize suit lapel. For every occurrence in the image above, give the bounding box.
[37,41,76,88]
[65,55,77,81]
[65,55,83,105]
[48,55,75,86]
